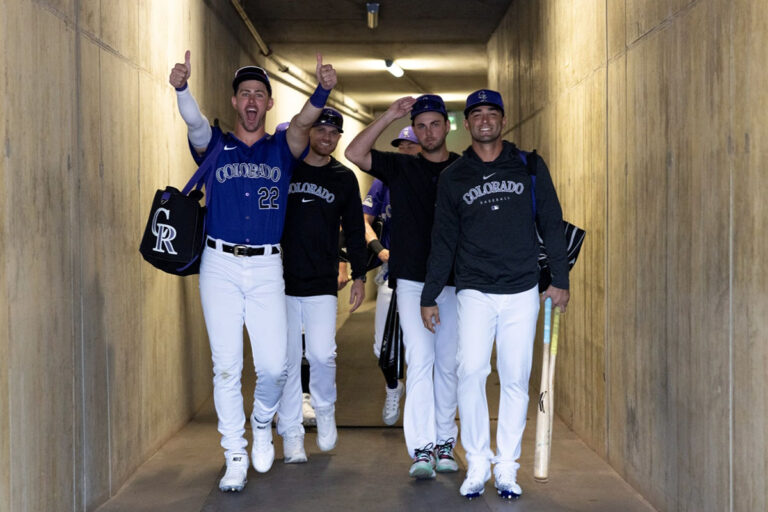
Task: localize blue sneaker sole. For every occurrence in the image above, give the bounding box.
[497,489,521,500]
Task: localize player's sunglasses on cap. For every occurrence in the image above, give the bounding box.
[410,94,447,120]
[464,89,505,118]
[312,107,344,133]
[232,65,272,96]
[390,126,419,147]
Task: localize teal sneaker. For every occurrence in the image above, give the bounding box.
[409,443,436,479]
[435,438,459,472]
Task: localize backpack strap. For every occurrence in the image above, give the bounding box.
[517,148,538,219]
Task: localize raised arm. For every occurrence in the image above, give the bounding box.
[169,50,212,153]
[344,97,416,171]
[285,53,337,159]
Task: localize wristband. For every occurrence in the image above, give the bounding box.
[175,83,189,92]
[309,83,331,108]
[368,239,385,255]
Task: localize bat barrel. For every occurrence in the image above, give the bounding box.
[533,298,553,483]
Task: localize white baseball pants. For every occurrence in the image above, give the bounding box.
[198,243,288,457]
[372,279,393,358]
[276,294,338,436]
[396,279,459,457]
[456,286,539,475]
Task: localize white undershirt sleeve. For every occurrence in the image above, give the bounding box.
[175,86,212,150]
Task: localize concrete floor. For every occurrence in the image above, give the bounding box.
[96,304,656,512]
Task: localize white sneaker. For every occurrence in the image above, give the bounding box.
[460,467,490,499]
[302,393,317,427]
[218,452,248,492]
[250,416,275,473]
[283,431,308,464]
[494,467,522,499]
[382,381,404,425]
[315,405,337,451]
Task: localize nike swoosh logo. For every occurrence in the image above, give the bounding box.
[483,173,496,180]
[224,145,237,150]
[301,198,314,203]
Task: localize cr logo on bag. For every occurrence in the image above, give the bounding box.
[151,208,178,254]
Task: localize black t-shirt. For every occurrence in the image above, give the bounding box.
[367,150,460,286]
[282,158,367,297]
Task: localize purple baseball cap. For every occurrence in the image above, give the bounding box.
[410,94,447,120]
[232,65,272,96]
[464,89,505,118]
[275,122,290,132]
[390,126,419,147]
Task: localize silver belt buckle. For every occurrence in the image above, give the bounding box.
[232,244,247,257]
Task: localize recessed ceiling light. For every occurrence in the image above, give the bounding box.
[385,59,404,78]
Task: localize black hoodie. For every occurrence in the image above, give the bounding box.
[421,141,569,306]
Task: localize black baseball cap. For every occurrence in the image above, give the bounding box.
[232,66,272,96]
[410,94,448,120]
[313,107,344,133]
[464,89,504,118]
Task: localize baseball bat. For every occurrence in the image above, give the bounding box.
[545,308,561,475]
[533,298,552,482]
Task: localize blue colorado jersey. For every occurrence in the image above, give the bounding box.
[361,178,392,249]
[190,126,298,245]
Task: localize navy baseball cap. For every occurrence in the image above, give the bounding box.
[390,126,419,147]
[410,94,447,120]
[232,65,272,96]
[313,107,344,133]
[464,89,505,118]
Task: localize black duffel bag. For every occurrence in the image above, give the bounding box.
[139,142,223,276]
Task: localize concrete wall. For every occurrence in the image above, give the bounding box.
[488,1,767,511]
[0,1,368,511]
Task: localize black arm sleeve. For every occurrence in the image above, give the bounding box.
[421,175,460,306]
[534,156,570,289]
[340,174,368,280]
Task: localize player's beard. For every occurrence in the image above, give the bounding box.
[310,139,338,157]
[420,135,446,154]
[470,124,502,144]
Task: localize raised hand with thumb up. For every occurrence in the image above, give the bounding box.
[169,50,192,89]
[315,53,337,91]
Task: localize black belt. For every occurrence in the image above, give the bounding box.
[207,239,281,257]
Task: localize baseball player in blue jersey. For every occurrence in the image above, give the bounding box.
[420,90,570,500]
[346,95,461,481]
[362,126,420,425]
[169,50,337,493]
[275,107,367,463]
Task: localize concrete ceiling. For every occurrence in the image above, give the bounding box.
[238,0,514,113]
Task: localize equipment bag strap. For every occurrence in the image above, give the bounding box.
[517,148,539,219]
[180,131,226,207]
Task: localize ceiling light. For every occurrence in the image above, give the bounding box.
[367,3,379,29]
[385,59,404,78]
